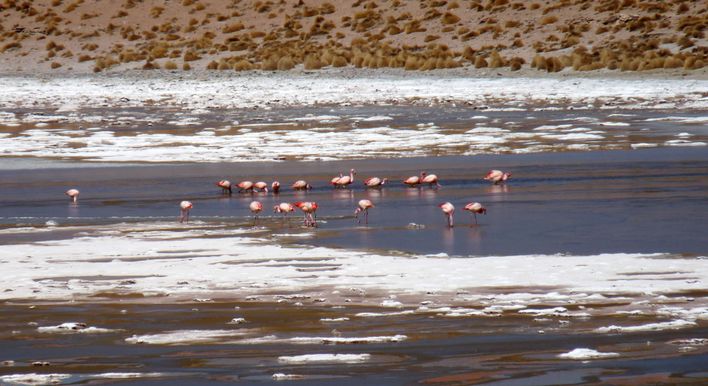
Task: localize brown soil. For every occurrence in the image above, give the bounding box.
[0,0,706,74]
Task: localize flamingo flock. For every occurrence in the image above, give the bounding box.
[63,169,511,228]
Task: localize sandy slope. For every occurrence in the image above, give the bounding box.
[0,0,706,74]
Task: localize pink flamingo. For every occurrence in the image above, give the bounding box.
[237,181,254,193]
[403,173,422,187]
[422,172,440,188]
[463,202,487,224]
[333,169,356,188]
[179,201,193,223]
[65,188,80,203]
[274,202,294,217]
[216,180,232,194]
[330,172,343,186]
[249,201,263,224]
[292,180,312,190]
[294,201,318,227]
[254,181,269,192]
[272,181,280,194]
[354,199,374,224]
[484,170,512,184]
[439,202,455,227]
[364,177,387,188]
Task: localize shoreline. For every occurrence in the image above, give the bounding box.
[1,69,707,112]
[2,65,707,80]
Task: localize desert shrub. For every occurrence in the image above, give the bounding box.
[540,15,558,25]
[276,56,295,70]
[442,12,461,24]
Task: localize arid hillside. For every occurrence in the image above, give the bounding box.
[1,0,706,73]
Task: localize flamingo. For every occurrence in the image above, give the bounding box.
[330,172,343,186]
[274,202,295,217]
[364,177,387,188]
[403,174,421,186]
[404,171,432,187]
[272,181,280,194]
[216,180,232,194]
[249,201,263,224]
[65,188,80,203]
[237,180,254,193]
[354,199,374,224]
[254,181,269,192]
[439,202,455,227]
[333,169,356,188]
[484,170,512,184]
[463,202,487,224]
[422,172,440,188]
[179,201,193,223]
[294,201,318,227]
[292,180,312,190]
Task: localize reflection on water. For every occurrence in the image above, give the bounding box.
[0,148,707,256]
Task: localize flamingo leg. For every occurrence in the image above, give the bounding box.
[474,213,478,225]
[365,209,369,224]
[448,213,454,228]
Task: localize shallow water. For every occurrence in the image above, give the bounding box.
[1,105,707,385]
[1,147,706,256]
[1,301,707,385]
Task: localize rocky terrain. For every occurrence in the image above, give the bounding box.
[0,0,706,74]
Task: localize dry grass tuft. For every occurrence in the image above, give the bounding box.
[442,12,461,25]
[183,51,201,62]
[277,56,295,70]
[232,59,252,71]
[540,15,558,25]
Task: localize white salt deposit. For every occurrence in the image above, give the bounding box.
[91,373,167,379]
[272,373,305,380]
[594,320,697,333]
[320,317,349,322]
[0,373,71,385]
[558,348,620,360]
[664,140,707,147]
[289,335,407,344]
[0,75,705,162]
[355,310,416,318]
[631,143,658,149]
[37,322,118,334]
[1,222,706,320]
[2,75,705,112]
[125,329,257,345]
[278,353,371,364]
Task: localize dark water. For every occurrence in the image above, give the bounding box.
[1,302,707,385]
[1,147,707,256]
